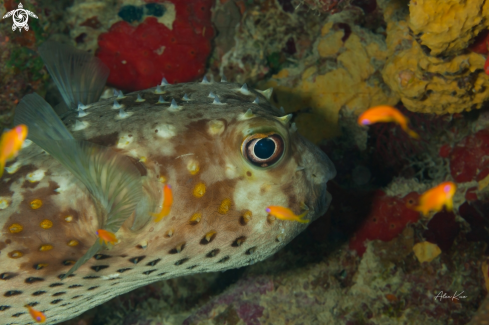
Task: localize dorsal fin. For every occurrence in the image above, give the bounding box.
[38,41,109,110]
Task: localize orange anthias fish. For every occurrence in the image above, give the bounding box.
[96,229,118,245]
[150,184,173,222]
[414,181,457,216]
[266,206,309,223]
[25,305,46,323]
[0,124,28,177]
[357,105,419,139]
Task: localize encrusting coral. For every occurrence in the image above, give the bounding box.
[380,0,489,114]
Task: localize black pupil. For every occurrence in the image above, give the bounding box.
[254,138,275,159]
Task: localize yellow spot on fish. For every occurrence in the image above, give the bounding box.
[189,212,202,225]
[242,210,252,224]
[165,229,174,238]
[159,175,167,183]
[0,198,10,209]
[30,199,42,209]
[218,198,232,214]
[26,169,45,182]
[40,219,53,229]
[139,156,147,163]
[204,230,216,242]
[9,251,23,258]
[9,223,23,233]
[193,182,206,198]
[64,260,75,265]
[39,244,53,252]
[207,120,225,136]
[67,240,79,247]
[187,160,200,175]
[64,215,73,222]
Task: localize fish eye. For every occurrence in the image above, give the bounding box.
[241,133,284,167]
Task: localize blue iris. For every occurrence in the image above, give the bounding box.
[254,138,275,159]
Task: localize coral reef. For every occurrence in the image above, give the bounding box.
[380,0,489,114]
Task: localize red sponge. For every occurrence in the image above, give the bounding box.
[349,191,420,256]
[96,1,214,91]
[449,130,489,183]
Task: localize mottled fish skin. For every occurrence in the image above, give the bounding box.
[0,81,335,324]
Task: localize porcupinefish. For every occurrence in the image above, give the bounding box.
[0,42,335,324]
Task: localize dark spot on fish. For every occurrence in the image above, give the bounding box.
[94,254,112,260]
[12,312,25,317]
[58,273,75,280]
[68,285,83,289]
[128,134,132,137]
[4,290,22,297]
[25,277,44,284]
[72,295,82,299]
[157,272,167,276]
[83,276,100,279]
[62,260,76,266]
[60,303,72,307]
[111,282,120,286]
[49,283,63,287]
[0,306,11,311]
[128,256,146,264]
[32,291,46,296]
[88,131,119,147]
[26,302,38,307]
[91,265,109,272]
[246,171,252,177]
[5,239,10,244]
[117,268,132,273]
[175,258,189,266]
[206,249,220,257]
[87,286,99,291]
[245,247,257,255]
[50,299,63,304]
[52,292,66,297]
[218,256,230,263]
[146,258,161,266]
[0,273,17,280]
[142,269,157,275]
[33,263,47,270]
[231,236,246,247]
[186,265,198,270]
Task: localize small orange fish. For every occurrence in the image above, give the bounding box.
[25,305,46,323]
[96,229,118,245]
[414,181,457,216]
[0,124,28,177]
[357,105,419,139]
[150,184,173,222]
[265,206,309,223]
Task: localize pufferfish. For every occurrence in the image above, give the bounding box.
[0,42,335,325]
